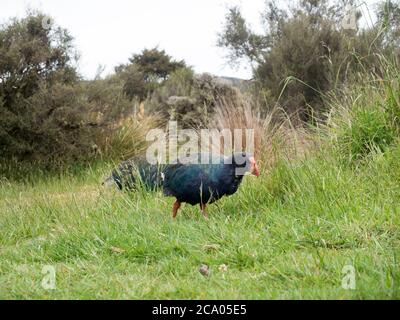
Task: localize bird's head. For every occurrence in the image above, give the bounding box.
[228,152,260,177]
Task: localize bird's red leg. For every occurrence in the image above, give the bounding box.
[172,200,181,219]
[200,203,209,219]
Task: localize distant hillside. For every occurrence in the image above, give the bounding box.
[213,76,251,90]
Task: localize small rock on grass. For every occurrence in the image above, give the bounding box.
[199,265,210,277]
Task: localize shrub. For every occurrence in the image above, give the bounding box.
[115,48,186,102]
[0,82,100,166]
[147,71,240,128]
[84,75,135,123]
[0,11,87,166]
[218,0,400,122]
[0,12,153,168]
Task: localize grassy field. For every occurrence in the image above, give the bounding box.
[1,141,399,299]
[1,63,400,300]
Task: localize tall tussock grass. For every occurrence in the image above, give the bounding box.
[324,55,400,165]
[206,54,400,209]
[211,90,313,171]
[98,113,162,162]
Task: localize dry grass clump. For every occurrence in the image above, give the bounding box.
[210,90,313,172]
[97,113,163,161]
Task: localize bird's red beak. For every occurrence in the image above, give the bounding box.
[249,157,260,177]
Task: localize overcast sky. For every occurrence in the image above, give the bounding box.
[0,0,381,80]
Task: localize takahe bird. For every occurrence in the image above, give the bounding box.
[104,152,260,219]
[163,152,260,218]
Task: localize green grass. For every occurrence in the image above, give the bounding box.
[1,62,400,300]
[1,142,399,299]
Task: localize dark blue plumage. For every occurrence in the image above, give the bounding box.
[104,152,260,218]
[163,154,243,205]
[163,152,260,218]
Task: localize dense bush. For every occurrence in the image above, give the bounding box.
[0,12,88,165]
[0,12,159,168]
[2,83,96,163]
[84,75,135,123]
[115,47,186,102]
[218,0,400,121]
[147,70,240,128]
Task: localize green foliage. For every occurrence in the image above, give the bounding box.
[0,11,78,104]
[129,47,186,81]
[0,12,164,168]
[1,25,400,298]
[2,1,400,301]
[84,75,134,122]
[2,83,96,163]
[337,105,394,163]
[0,12,89,166]
[117,64,149,102]
[1,130,400,299]
[116,47,187,101]
[384,75,400,132]
[324,56,400,165]
[378,0,400,48]
[218,0,400,121]
[148,71,240,128]
[217,6,267,65]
